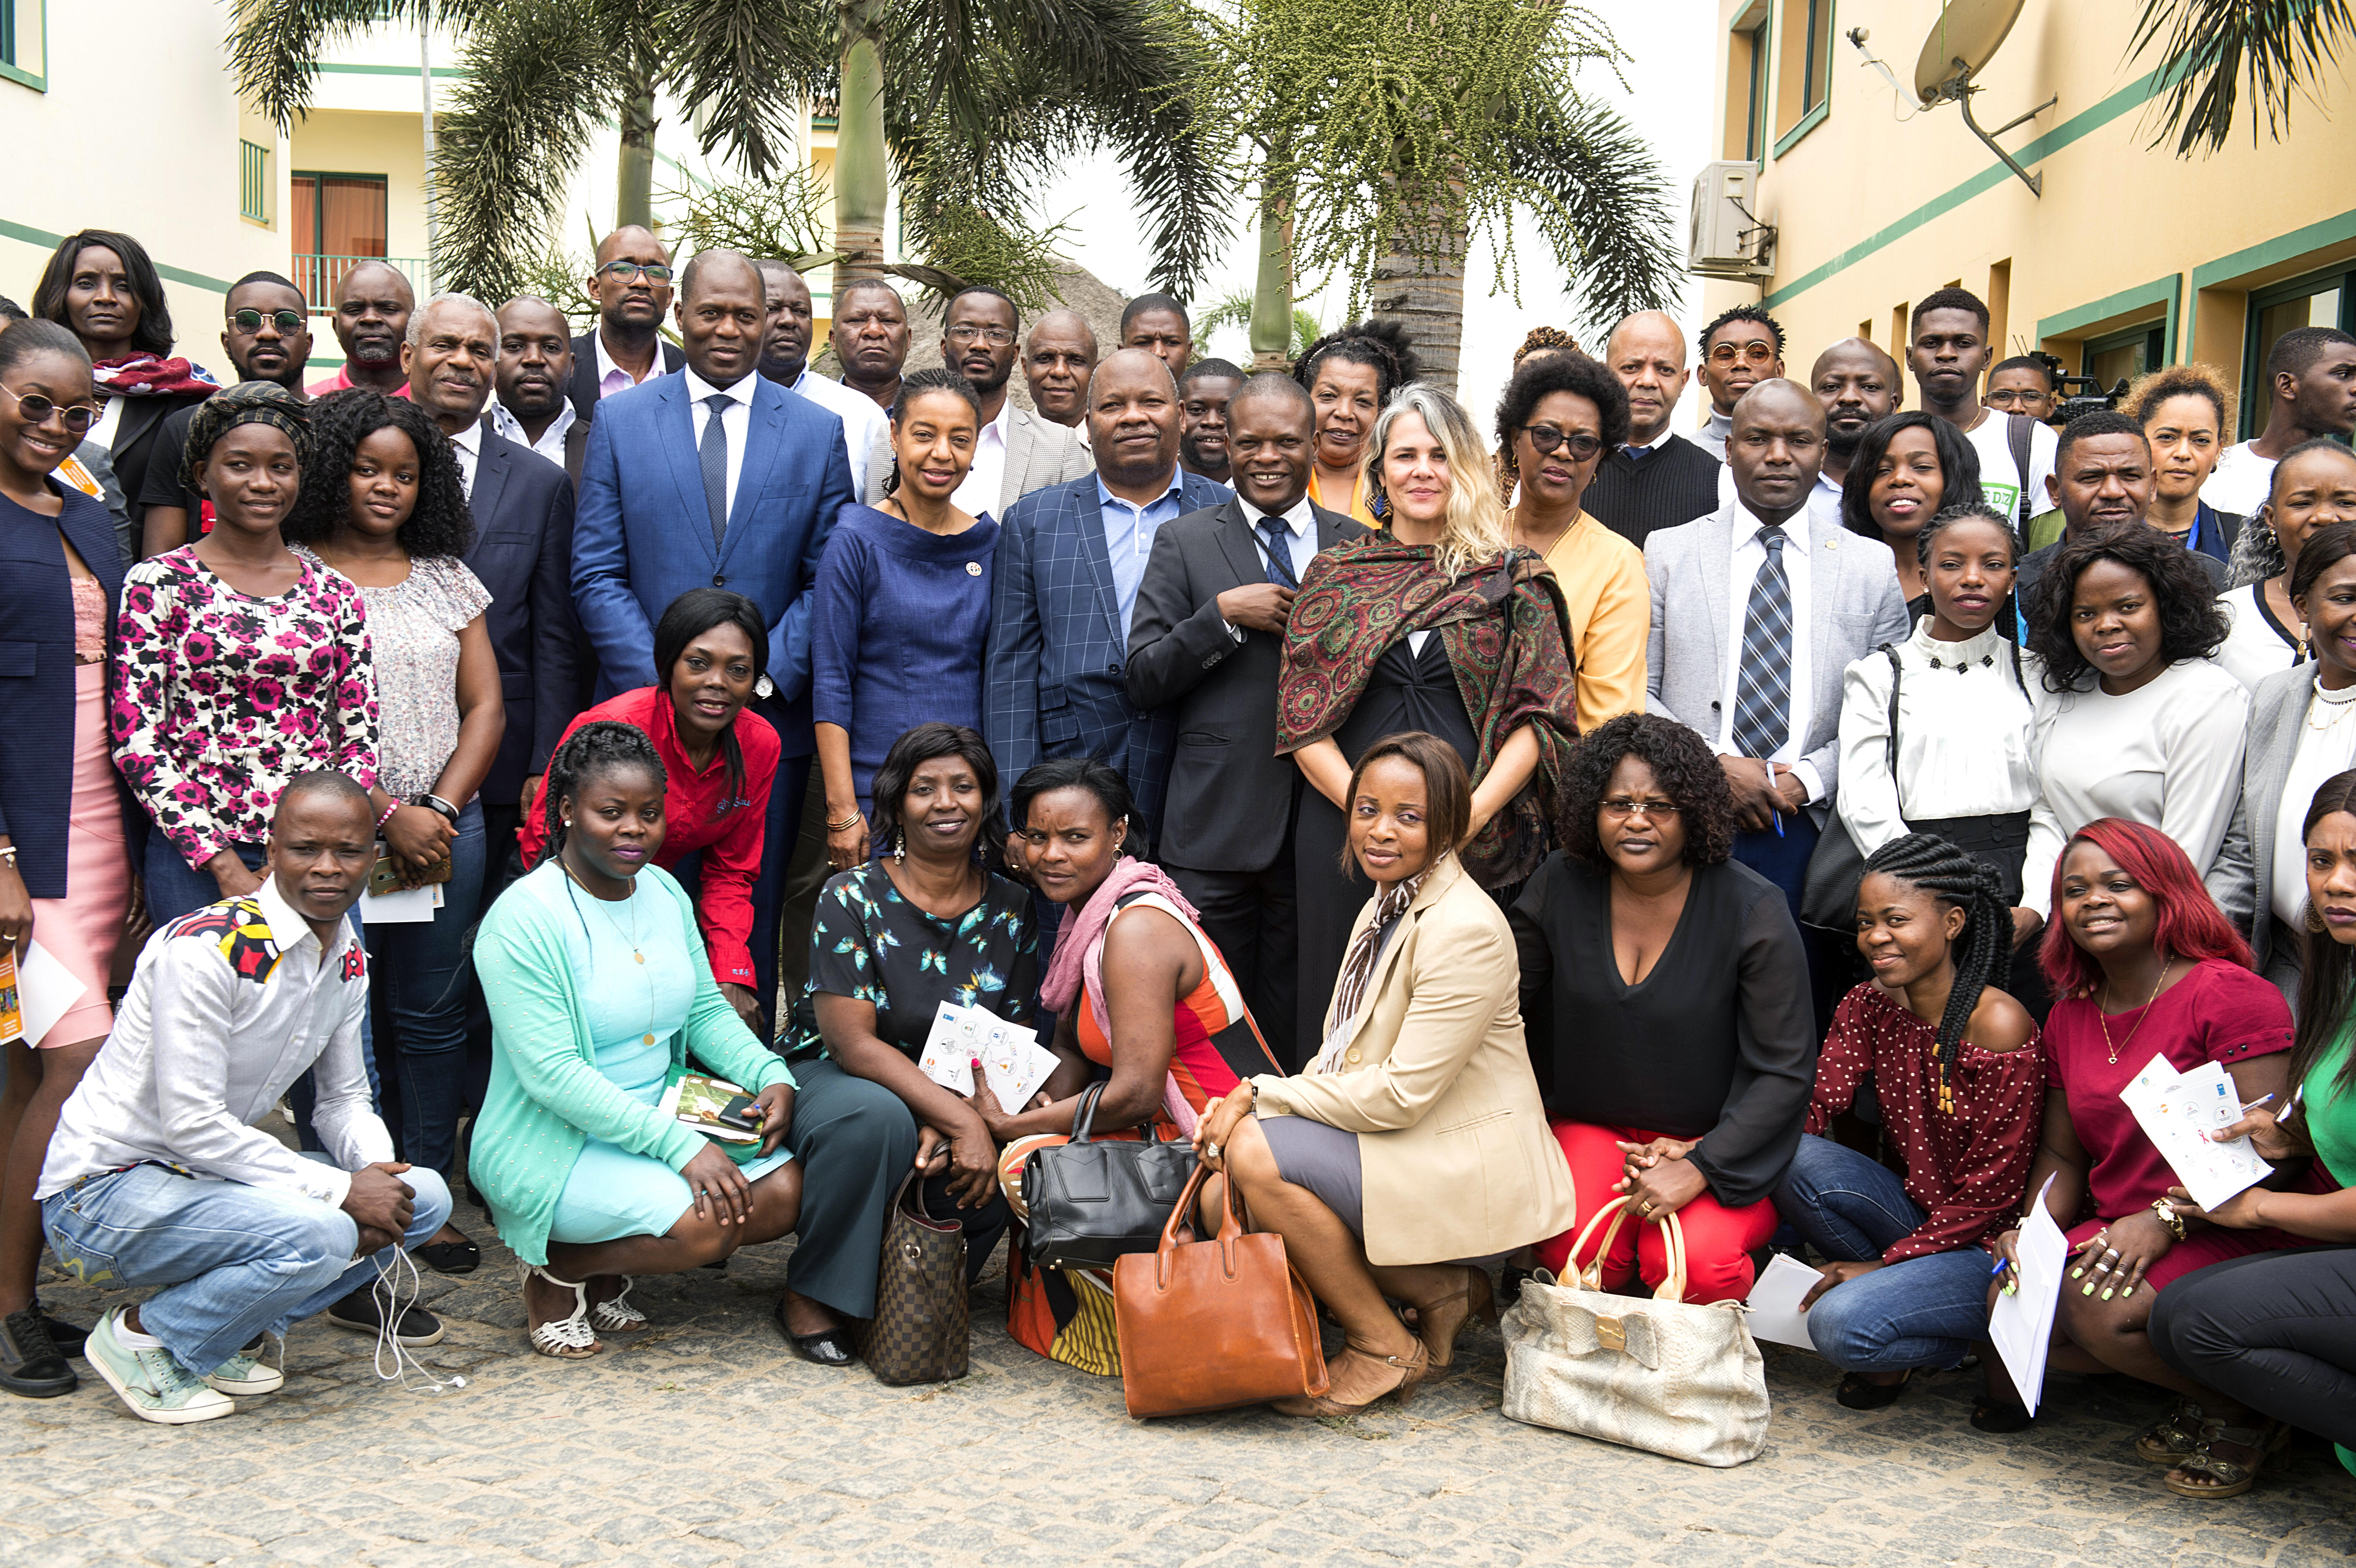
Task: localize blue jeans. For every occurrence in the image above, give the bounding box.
[1772,1134,1995,1373]
[144,837,266,927]
[41,1157,452,1374]
[360,801,485,1175]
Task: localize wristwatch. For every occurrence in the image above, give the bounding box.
[419,795,460,825]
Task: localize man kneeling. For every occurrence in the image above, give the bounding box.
[37,772,449,1424]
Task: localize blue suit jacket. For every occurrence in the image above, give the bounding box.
[571,372,854,757]
[465,420,583,805]
[985,469,1230,843]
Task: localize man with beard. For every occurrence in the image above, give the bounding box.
[755,257,887,502]
[140,271,317,554]
[490,296,587,485]
[307,260,413,396]
[1809,337,1901,521]
[870,284,1090,514]
[830,277,911,410]
[566,226,684,418]
[1177,358,1245,485]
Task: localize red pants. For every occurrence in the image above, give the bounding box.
[1535,1120,1778,1305]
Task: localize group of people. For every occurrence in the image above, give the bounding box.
[3,223,2355,1499]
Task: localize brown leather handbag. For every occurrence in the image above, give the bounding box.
[1110,1163,1329,1418]
[853,1171,969,1386]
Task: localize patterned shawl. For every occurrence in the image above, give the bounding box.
[1277,533,1578,888]
[91,353,220,398]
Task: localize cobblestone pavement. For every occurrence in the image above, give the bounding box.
[6,1223,2354,1568]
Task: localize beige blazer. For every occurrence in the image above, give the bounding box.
[1251,854,1578,1267]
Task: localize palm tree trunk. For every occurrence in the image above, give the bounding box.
[1369,176,1465,394]
[832,0,891,283]
[1249,165,1295,372]
[616,75,658,232]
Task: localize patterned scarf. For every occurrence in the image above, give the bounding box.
[1277,533,1579,887]
[91,353,220,398]
[1037,856,1210,1134]
[178,382,313,490]
[1310,862,1433,1074]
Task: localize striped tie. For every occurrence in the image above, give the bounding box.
[1730,525,1792,761]
[1258,517,1298,588]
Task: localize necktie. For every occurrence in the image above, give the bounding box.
[1623,444,1651,463]
[699,392,731,550]
[1257,515,1298,588]
[1730,525,1792,762]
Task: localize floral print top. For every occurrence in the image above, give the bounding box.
[293,547,491,801]
[111,547,379,868]
[783,861,1038,1062]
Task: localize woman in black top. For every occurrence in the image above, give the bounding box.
[1510,713,1818,1303]
[774,723,1035,1366]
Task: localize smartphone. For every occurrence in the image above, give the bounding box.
[716,1094,762,1133]
[368,854,403,896]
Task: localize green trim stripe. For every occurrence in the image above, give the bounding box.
[0,215,240,294]
[310,61,469,79]
[2191,207,2356,293]
[2037,273,2182,366]
[1763,70,2167,311]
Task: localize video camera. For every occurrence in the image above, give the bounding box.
[2030,350,2126,422]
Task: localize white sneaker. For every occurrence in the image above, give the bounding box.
[205,1338,284,1397]
[85,1309,235,1425]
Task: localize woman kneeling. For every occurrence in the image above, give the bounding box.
[1192,734,1577,1416]
[471,723,802,1357]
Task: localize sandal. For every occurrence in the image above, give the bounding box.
[1837,1368,1913,1410]
[2165,1421,2291,1500]
[590,1277,649,1333]
[520,1263,600,1359]
[2135,1398,2209,1465]
[1270,1340,1430,1418]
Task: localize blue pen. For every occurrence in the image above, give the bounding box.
[1990,1256,2010,1277]
[1766,761,1784,838]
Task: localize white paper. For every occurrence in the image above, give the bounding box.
[915,1001,977,1096]
[1742,1252,1827,1351]
[2120,1052,2273,1212]
[978,1020,1058,1116]
[363,880,442,925]
[11,941,88,1050]
[1989,1174,2068,1416]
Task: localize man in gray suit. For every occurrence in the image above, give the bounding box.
[1645,379,1910,928]
[1127,376,1365,1069]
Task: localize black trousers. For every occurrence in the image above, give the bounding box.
[1168,838,1299,1073]
[2150,1247,2356,1447]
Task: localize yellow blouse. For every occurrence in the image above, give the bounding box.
[1309,468,1382,529]
[1533,511,1648,735]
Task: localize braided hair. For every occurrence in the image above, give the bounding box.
[1860,833,2010,1069]
[1292,318,1419,407]
[538,720,667,866]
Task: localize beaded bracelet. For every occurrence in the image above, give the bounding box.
[375,798,401,830]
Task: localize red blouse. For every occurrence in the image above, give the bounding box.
[1806,983,2046,1263]
[516,686,779,988]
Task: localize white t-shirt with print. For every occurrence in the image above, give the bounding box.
[1963,411,2059,532]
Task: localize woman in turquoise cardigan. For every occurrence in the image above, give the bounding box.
[471,721,802,1359]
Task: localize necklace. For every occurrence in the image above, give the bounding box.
[560,859,644,963]
[2098,957,2175,1065]
[2308,679,2356,730]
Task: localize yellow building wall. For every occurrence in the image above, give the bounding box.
[1705,0,2356,435]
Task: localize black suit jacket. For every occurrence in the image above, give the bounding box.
[1126,496,1366,873]
[466,420,585,805]
[107,392,208,543]
[566,331,684,421]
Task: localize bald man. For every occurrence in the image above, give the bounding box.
[1584,310,1722,548]
[1812,338,1902,490]
[1023,308,1099,432]
[567,225,685,418]
[1645,379,1909,935]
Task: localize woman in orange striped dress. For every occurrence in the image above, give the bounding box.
[980,756,1280,1373]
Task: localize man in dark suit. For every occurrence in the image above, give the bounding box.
[492,295,591,489]
[571,248,854,1020]
[1586,310,1722,548]
[566,226,685,420]
[1127,374,1363,1066]
[988,348,1229,849]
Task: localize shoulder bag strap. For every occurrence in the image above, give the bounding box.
[2007,413,2036,529]
[1882,644,1904,821]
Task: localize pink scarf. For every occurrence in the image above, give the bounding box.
[1038,856,1208,1136]
[91,353,220,398]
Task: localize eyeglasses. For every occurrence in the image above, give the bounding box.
[1985,387,2047,410]
[1708,341,1778,366]
[1600,797,1680,820]
[1522,424,1604,462]
[230,308,307,334]
[598,260,674,283]
[0,383,99,433]
[946,325,1017,348]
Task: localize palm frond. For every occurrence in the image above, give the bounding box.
[228,0,498,129]
[1196,288,1320,357]
[2131,0,2356,155]
[1508,89,1681,333]
[654,0,837,176]
[664,169,839,267]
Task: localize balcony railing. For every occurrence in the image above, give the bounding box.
[239,141,271,224]
[291,254,429,314]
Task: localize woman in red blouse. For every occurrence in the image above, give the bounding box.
[1773,833,2042,1410]
[1984,818,2297,1442]
[519,590,778,1029]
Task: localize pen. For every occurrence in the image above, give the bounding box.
[1766,760,1784,838]
[2239,1093,2277,1114]
[1989,1256,2009,1277]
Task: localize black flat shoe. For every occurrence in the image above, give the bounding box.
[1836,1369,1912,1410]
[772,1297,855,1366]
[0,1309,74,1399]
[1971,1396,2033,1432]
[33,1302,86,1360]
[415,1236,481,1275]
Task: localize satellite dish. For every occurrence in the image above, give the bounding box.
[1913,0,2027,107]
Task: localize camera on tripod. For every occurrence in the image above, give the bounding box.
[2031,350,2125,423]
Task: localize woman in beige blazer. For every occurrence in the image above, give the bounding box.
[1192,732,1578,1418]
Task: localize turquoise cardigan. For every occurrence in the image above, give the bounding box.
[468,862,795,1265]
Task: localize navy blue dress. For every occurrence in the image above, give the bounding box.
[809,501,1000,812]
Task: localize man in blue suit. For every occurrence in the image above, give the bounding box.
[987,346,1229,850]
[571,248,854,1021]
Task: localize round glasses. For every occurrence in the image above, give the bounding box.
[1522,425,1604,462]
[0,383,99,433]
[231,308,307,334]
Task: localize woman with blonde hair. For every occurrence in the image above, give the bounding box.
[1276,381,1579,1050]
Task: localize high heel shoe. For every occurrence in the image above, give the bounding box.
[1409,1265,1499,1369]
[1270,1339,1430,1418]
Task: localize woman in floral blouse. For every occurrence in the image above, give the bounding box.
[111,382,378,925]
[771,723,1037,1367]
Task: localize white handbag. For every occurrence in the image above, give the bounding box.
[1499,1198,1770,1467]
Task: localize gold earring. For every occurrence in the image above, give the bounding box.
[2308,901,2328,933]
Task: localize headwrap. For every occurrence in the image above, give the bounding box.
[180,381,312,491]
[91,352,220,399]
[1276,534,1579,888]
[1038,855,1214,1135]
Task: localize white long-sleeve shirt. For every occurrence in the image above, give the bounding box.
[2023,658,2250,916]
[38,878,390,1207]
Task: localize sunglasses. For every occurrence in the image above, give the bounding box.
[1522,425,1604,462]
[0,383,99,433]
[599,260,675,283]
[231,308,307,334]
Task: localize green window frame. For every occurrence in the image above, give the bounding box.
[2083,320,2165,395]
[0,0,47,92]
[2241,262,2356,438]
[239,141,272,225]
[1773,0,1835,159]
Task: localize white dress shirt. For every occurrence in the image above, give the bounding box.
[488,397,576,471]
[1719,500,1822,802]
[447,414,483,501]
[2274,682,2356,927]
[683,366,758,523]
[1222,493,1319,640]
[953,402,1013,517]
[787,367,888,506]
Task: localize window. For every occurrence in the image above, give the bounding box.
[239,141,272,226]
[1724,7,1769,163]
[1773,0,1835,153]
[2084,321,2165,394]
[2241,264,2355,437]
[1800,0,1834,116]
[0,0,46,92]
[290,172,389,311]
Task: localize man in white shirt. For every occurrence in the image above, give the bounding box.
[38,775,449,1425]
[1905,286,2058,532]
[490,295,581,481]
[754,258,887,504]
[2203,325,2356,517]
[873,285,1090,515]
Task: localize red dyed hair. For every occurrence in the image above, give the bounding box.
[2039,818,2253,997]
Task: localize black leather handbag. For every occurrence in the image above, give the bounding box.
[1021,1083,1199,1271]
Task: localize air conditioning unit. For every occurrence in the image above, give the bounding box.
[1688,161,1774,280]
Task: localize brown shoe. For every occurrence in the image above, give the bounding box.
[1407,1265,1498,1369]
[1270,1340,1430,1418]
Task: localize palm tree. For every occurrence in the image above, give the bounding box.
[1196,287,1321,363]
[1196,0,1678,393]
[229,0,1224,304]
[2132,0,2356,155]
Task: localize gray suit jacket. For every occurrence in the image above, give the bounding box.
[1125,496,1367,872]
[1644,498,1911,821]
[865,402,1093,514]
[2204,659,2315,986]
